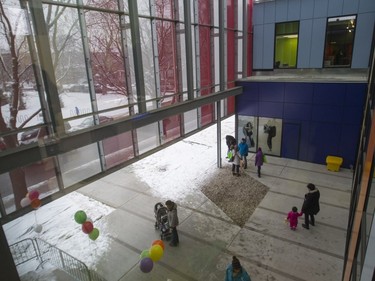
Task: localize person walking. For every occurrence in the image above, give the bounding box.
[238,138,249,169]
[286,206,303,230]
[225,256,252,281]
[254,147,264,178]
[301,183,320,229]
[231,146,241,176]
[165,200,179,246]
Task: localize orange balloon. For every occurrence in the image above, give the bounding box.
[31,198,41,209]
[152,239,165,250]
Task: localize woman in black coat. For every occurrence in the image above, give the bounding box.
[301,183,320,229]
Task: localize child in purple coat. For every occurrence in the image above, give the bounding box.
[286,206,303,230]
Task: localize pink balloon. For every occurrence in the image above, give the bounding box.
[28,190,40,201]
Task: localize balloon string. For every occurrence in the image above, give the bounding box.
[34,210,38,224]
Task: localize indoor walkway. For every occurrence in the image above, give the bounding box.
[76,147,352,280]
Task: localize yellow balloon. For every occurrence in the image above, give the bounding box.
[149,244,163,262]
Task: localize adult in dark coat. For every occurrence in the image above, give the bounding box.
[166,200,179,246]
[301,183,320,229]
[225,135,236,155]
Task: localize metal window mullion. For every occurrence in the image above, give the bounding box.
[219,0,226,92]
[234,0,239,79]
[118,0,139,158]
[173,0,185,136]
[183,0,194,100]
[22,1,65,192]
[28,0,64,135]
[242,0,248,76]
[193,0,202,128]
[129,0,147,113]
[149,0,163,144]
[76,0,107,170]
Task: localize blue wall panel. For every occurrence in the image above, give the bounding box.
[253,25,264,69]
[328,0,344,16]
[254,0,374,69]
[343,0,359,14]
[359,0,375,13]
[264,2,276,23]
[297,20,313,68]
[283,103,312,120]
[339,124,360,167]
[345,84,366,106]
[308,122,341,164]
[314,0,329,18]
[300,0,314,19]
[263,24,275,69]
[352,13,375,68]
[284,82,314,103]
[342,106,364,125]
[310,18,326,68]
[259,83,284,101]
[253,4,264,25]
[313,83,346,105]
[259,102,284,117]
[311,105,342,123]
[275,0,288,22]
[288,0,301,21]
[236,81,367,168]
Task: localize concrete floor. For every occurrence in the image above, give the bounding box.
[76,152,352,281]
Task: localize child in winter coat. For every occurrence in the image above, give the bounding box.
[286,206,303,230]
[225,256,252,281]
[231,147,242,176]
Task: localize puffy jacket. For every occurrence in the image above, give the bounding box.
[225,264,252,281]
[238,142,249,157]
[255,150,263,167]
[302,189,320,215]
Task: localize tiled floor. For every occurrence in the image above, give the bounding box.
[76,152,352,281]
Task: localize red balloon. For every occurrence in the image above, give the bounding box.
[82,221,94,234]
[29,190,40,201]
[30,198,41,209]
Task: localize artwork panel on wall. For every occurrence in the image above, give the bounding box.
[258,117,282,156]
[238,115,258,153]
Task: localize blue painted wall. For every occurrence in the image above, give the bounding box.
[253,0,375,69]
[236,81,367,167]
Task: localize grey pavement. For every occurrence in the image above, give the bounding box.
[77,152,352,281]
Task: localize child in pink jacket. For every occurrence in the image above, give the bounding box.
[286,206,303,230]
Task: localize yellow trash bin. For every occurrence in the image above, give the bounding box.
[326,156,343,172]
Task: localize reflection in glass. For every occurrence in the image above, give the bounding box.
[0,158,58,214]
[59,143,101,187]
[324,15,356,68]
[139,18,157,107]
[137,123,159,155]
[274,21,299,69]
[85,9,130,117]
[103,131,134,169]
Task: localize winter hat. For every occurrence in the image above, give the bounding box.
[232,256,241,270]
[307,183,316,190]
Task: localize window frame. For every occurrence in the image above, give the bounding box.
[273,20,300,69]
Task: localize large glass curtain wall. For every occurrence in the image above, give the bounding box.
[0,0,249,217]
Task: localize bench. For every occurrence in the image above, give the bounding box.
[326,156,343,172]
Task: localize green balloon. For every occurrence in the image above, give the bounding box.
[74,210,87,224]
[89,228,99,241]
[140,249,150,259]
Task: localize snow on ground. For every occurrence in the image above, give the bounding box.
[3,89,236,279]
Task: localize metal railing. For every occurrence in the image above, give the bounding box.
[9,238,105,281]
